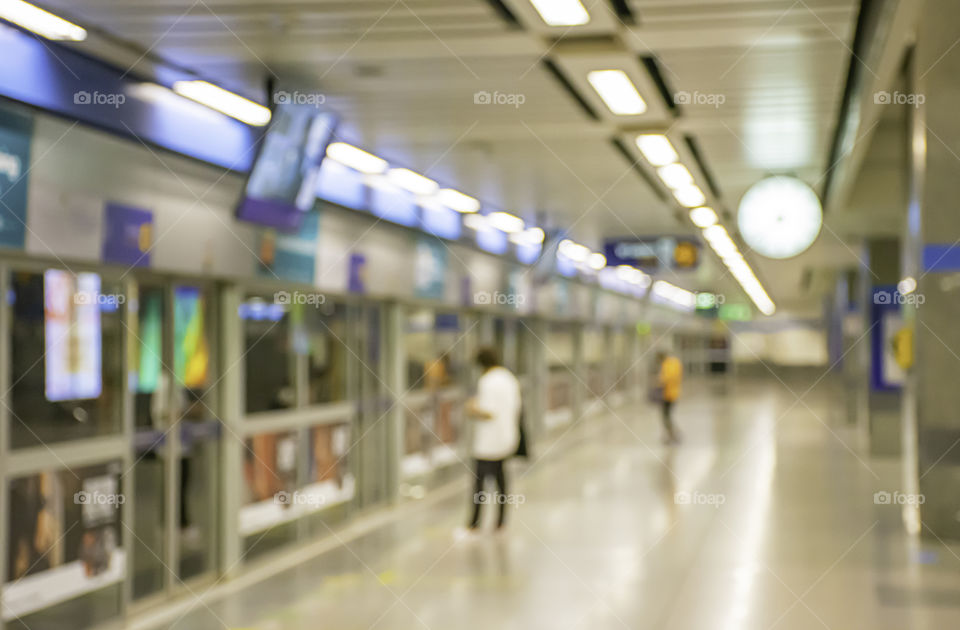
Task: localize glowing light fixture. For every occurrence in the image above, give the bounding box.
[436,188,480,213]
[737,176,822,259]
[689,206,718,228]
[0,0,86,40]
[898,276,917,295]
[674,184,706,208]
[652,281,696,311]
[463,213,488,231]
[172,81,272,126]
[387,168,438,196]
[325,142,387,174]
[558,239,590,262]
[487,212,525,233]
[529,0,590,26]
[587,70,647,115]
[635,135,679,167]
[657,163,694,189]
[587,252,607,270]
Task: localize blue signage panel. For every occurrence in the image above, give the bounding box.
[0,106,32,250]
[102,203,153,266]
[0,24,257,171]
[604,236,700,270]
[922,243,960,272]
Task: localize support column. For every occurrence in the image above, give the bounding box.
[906,3,960,538]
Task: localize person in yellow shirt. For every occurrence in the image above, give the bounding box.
[657,352,683,444]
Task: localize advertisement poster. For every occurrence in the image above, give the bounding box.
[173,286,209,388]
[871,286,905,391]
[306,423,355,505]
[239,431,299,535]
[44,270,103,402]
[0,107,32,250]
[101,203,153,267]
[136,291,163,393]
[257,210,319,285]
[414,237,447,300]
[4,462,124,621]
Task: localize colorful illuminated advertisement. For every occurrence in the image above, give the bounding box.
[44,270,102,402]
[174,286,209,388]
[137,291,163,393]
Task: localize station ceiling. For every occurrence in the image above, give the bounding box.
[42,0,871,316]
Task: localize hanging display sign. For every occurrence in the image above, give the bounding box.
[604,236,700,270]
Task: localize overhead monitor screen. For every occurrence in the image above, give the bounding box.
[237,104,337,231]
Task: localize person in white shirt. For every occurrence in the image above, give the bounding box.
[465,347,521,530]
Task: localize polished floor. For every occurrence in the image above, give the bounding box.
[139,375,960,629]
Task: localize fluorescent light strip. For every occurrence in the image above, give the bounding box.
[558,239,590,263]
[657,163,694,189]
[436,188,480,213]
[700,223,776,315]
[529,0,590,26]
[172,81,271,126]
[652,280,696,310]
[587,252,607,270]
[587,70,647,115]
[689,206,718,228]
[1,0,86,40]
[673,184,706,208]
[326,142,388,174]
[487,212,525,233]
[635,135,679,167]
[463,213,487,231]
[387,168,438,196]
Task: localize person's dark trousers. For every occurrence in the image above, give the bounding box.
[662,400,677,441]
[469,458,507,529]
